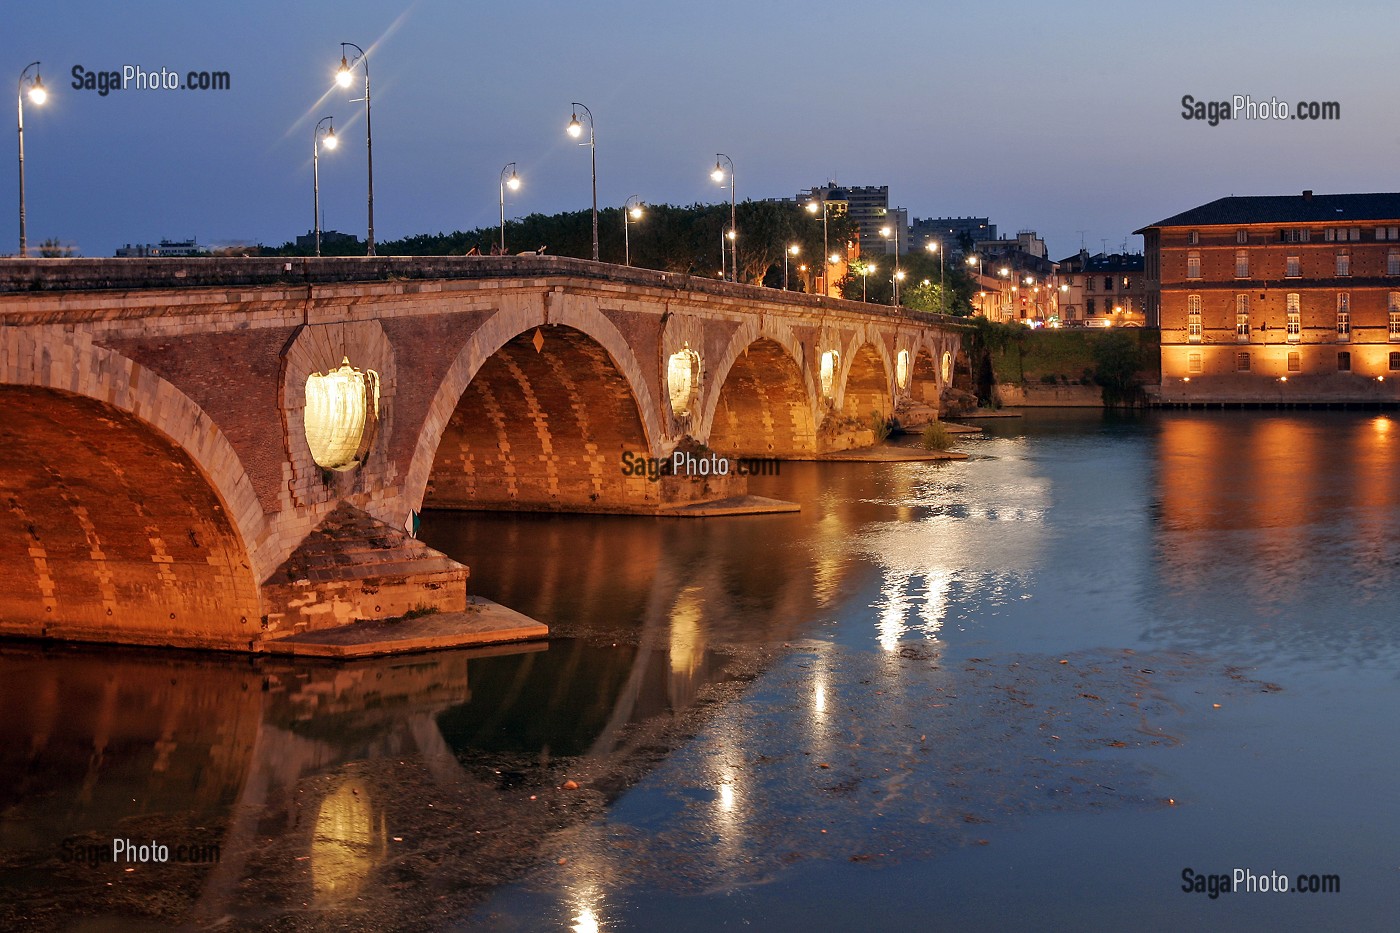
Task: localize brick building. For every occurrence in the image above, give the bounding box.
[1138,191,1400,404]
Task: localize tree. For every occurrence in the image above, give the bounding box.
[37,238,76,258]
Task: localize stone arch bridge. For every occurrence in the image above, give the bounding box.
[0,256,967,651]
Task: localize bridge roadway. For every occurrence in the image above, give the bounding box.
[0,256,969,651]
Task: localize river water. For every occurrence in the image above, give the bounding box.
[2,410,1397,931]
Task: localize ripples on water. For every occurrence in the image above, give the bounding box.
[2,410,1398,930]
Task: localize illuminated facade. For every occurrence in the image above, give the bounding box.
[1140,191,1400,404]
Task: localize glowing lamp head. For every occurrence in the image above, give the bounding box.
[629,206,643,220]
[895,270,906,281]
[999,267,1010,277]
[788,244,800,256]
[27,77,47,106]
[506,173,520,191]
[336,57,353,87]
[323,126,338,150]
[711,164,725,183]
[726,229,736,240]
[967,256,978,266]
[805,201,819,214]
[880,226,892,238]
[567,113,583,138]
[926,241,938,252]
[829,253,841,265]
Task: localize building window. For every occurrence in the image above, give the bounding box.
[1237,229,1248,244]
[1337,293,1350,340]
[1337,251,1351,276]
[1086,297,1096,315]
[1389,250,1400,275]
[1235,250,1249,278]
[1391,352,1400,371]
[1287,352,1301,372]
[1188,352,1203,374]
[1086,276,1095,292]
[1235,294,1250,341]
[1390,293,1400,341]
[1188,230,1199,245]
[1104,276,1113,291]
[1286,255,1301,277]
[1287,293,1301,343]
[1187,295,1202,342]
[1236,352,1251,372]
[1325,228,1337,242]
[1337,351,1351,372]
[1187,251,1201,279]
[1282,228,1310,243]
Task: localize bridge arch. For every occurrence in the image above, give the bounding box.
[700,321,819,457]
[409,297,662,513]
[836,332,896,424]
[0,329,266,648]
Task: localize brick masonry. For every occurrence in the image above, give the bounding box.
[0,257,968,649]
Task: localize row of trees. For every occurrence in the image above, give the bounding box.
[266,202,976,315]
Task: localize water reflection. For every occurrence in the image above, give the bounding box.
[1150,411,1400,664]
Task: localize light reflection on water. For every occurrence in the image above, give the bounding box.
[2,410,1399,930]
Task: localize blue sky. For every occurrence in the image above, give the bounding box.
[4,0,1398,258]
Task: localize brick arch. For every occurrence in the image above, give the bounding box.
[405,299,661,514]
[703,332,819,458]
[908,344,942,404]
[696,320,817,442]
[0,340,266,650]
[837,334,895,422]
[0,328,271,580]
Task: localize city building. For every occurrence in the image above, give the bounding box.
[910,216,996,257]
[114,238,210,258]
[294,229,360,251]
[1056,250,1147,325]
[1138,190,1400,404]
[796,184,909,255]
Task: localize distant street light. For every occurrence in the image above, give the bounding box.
[624,195,643,266]
[881,224,901,305]
[805,196,831,295]
[313,116,337,257]
[861,261,876,302]
[926,240,944,314]
[784,243,800,290]
[16,62,47,258]
[712,153,736,281]
[566,103,598,260]
[499,162,520,254]
[334,42,374,255]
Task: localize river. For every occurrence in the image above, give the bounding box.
[2,410,1397,931]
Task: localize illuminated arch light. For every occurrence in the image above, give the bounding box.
[667,346,701,417]
[941,351,953,385]
[896,349,910,389]
[820,350,840,399]
[304,357,380,471]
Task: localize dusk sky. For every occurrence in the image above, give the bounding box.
[5,1,1397,259]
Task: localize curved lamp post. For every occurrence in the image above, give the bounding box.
[805,197,831,295]
[499,162,520,254]
[312,116,337,256]
[926,240,944,313]
[566,103,598,261]
[881,224,901,306]
[334,43,374,255]
[17,62,47,258]
[711,154,736,281]
[785,244,800,290]
[624,195,643,266]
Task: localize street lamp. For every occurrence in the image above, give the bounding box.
[712,153,736,281]
[785,243,800,290]
[499,162,520,255]
[805,196,830,295]
[313,116,337,257]
[881,224,900,305]
[926,240,944,314]
[566,103,598,261]
[624,195,643,266]
[860,261,876,302]
[334,42,374,255]
[16,62,46,258]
